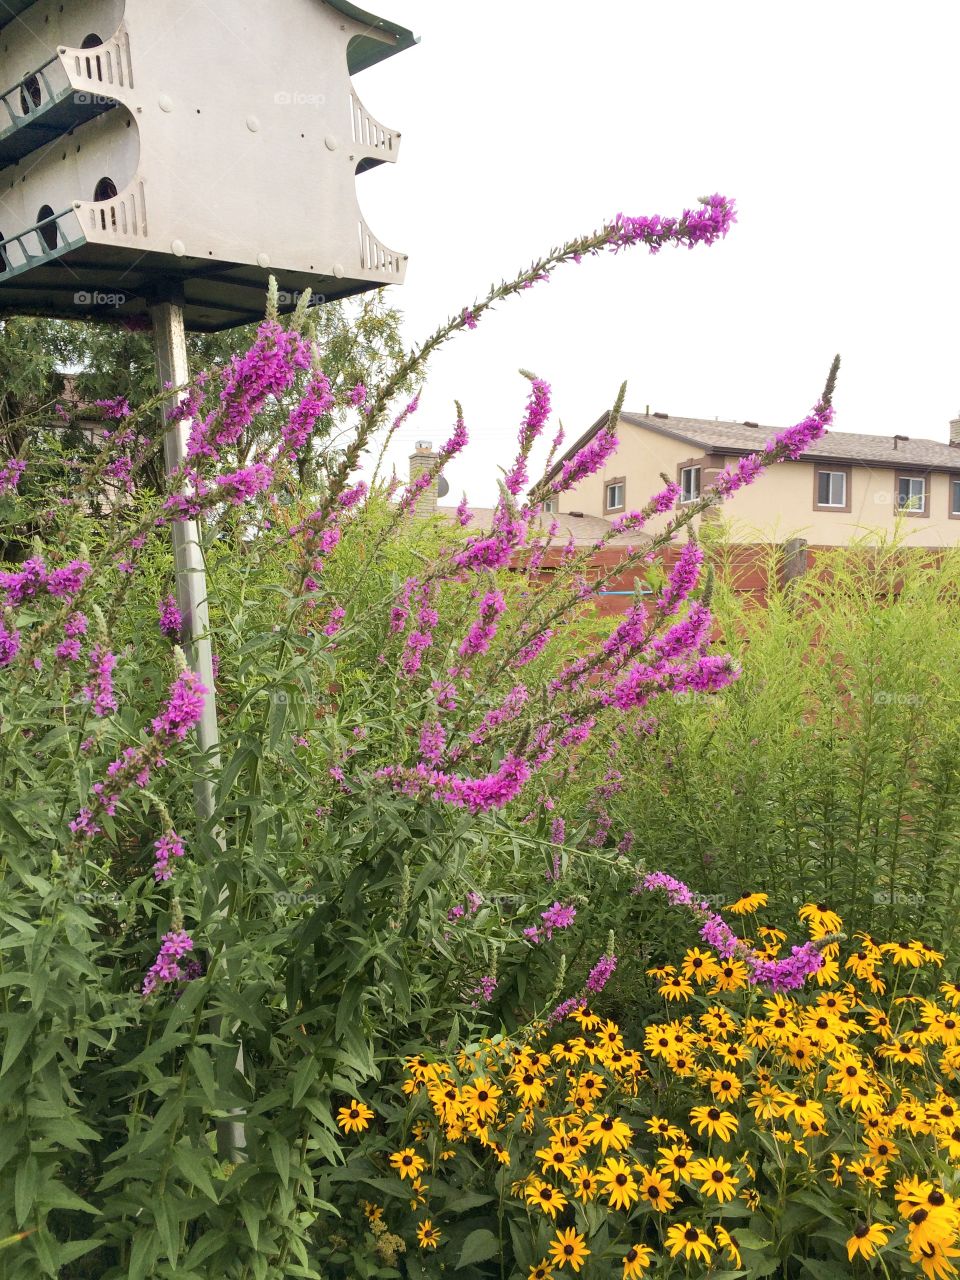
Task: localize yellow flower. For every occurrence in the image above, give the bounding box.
[707,1069,742,1102]
[659,973,694,1002]
[848,1157,889,1189]
[715,1225,743,1268]
[622,1243,655,1276]
[460,1077,501,1123]
[583,1114,633,1153]
[512,1067,546,1105]
[657,1143,694,1180]
[687,1155,738,1203]
[846,1221,893,1262]
[882,940,925,968]
[798,902,843,935]
[525,1179,568,1219]
[528,1262,555,1280]
[535,1141,573,1177]
[570,1166,599,1202]
[909,1237,960,1279]
[645,1115,684,1142]
[408,1176,428,1209]
[548,1227,590,1272]
[727,891,768,915]
[682,947,721,985]
[598,1157,640,1211]
[878,1039,925,1066]
[635,1165,678,1211]
[689,1105,738,1141]
[711,959,750,993]
[388,1148,426,1181]
[416,1220,441,1250]
[569,1006,602,1031]
[336,1099,374,1133]
[665,1222,716,1265]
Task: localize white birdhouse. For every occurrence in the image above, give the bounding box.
[0,0,414,329]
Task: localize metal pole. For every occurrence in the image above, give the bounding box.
[150,298,246,1163]
[149,299,220,814]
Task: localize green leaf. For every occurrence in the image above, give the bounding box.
[456,1229,499,1270]
[734,1228,772,1251]
[127,1228,160,1280]
[0,1013,37,1077]
[14,1155,39,1227]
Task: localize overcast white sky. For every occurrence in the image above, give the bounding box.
[353,1,960,507]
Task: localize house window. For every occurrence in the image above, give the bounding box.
[951,477,960,518]
[680,465,701,504]
[604,478,625,513]
[542,497,557,514]
[896,475,927,515]
[816,469,847,508]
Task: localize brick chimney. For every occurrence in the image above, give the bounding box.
[408,440,439,516]
[950,415,960,447]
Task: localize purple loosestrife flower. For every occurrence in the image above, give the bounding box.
[458,589,506,658]
[187,320,310,461]
[281,371,334,459]
[462,308,477,329]
[658,541,704,615]
[585,953,617,994]
[212,462,274,505]
[749,942,825,991]
[0,458,25,492]
[513,630,554,668]
[0,617,20,666]
[347,381,368,409]
[551,996,587,1024]
[322,606,345,637]
[142,930,195,997]
[95,396,131,420]
[377,752,531,815]
[153,830,186,882]
[158,595,183,642]
[472,975,497,1004]
[468,684,528,746]
[151,669,207,742]
[82,645,118,718]
[455,495,473,527]
[419,719,446,765]
[552,428,619,493]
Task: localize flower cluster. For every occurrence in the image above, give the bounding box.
[339,904,960,1278]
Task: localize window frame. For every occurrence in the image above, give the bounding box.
[950,474,960,520]
[895,472,929,518]
[679,464,702,505]
[812,465,851,513]
[603,476,626,514]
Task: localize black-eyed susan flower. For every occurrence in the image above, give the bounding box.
[711,959,749,993]
[548,1227,589,1273]
[657,1142,694,1179]
[660,973,694,1002]
[535,1141,572,1176]
[524,1178,568,1218]
[570,1166,598,1202]
[715,1225,743,1267]
[681,947,721,985]
[336,1099,374,1133]
[798,902,843,935]
[583,1114,633,1152]
[527,1261,554,1280]
[909,1237,960,1279]
[689,1105,738,1141]
[878,1038,925,1066]
[635,1165,678,1211]
[416,1220,441,1249]
[598,1157,640,1211]
[645,1115,684,1142]
[460,1077,501,1123]
[664,1222,716,1265]
[512,1067,546,1106]
[727,891,768,915]
[848,1157,890,1189]
[846,1221,892,1262]
[882,940,925,968]
[570,1006,602,1032]
[707,1069,742,1102]
[622,1243,654,1276]
[688,1155,738,1203]
[388,1148,426,1181]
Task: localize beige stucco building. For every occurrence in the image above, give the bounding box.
[548,412,960,548]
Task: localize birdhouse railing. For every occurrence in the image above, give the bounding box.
[358,218,404,277]
[0,55,68,129]
[80,180,148,240]
[0,207,84,278]
[61,27,135,94]
[350,88,398,171]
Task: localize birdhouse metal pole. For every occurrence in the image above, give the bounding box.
[150,295,246,1163]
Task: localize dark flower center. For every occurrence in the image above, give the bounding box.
[615,1174,627,1186]
[685,1228,700,1242]
[855,1225,869,1239]
[711,1171,725,1183]
[708,1108,721,1120]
